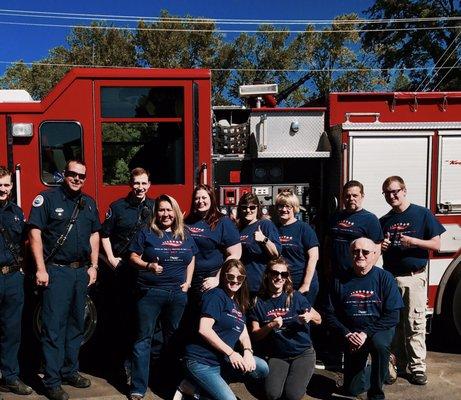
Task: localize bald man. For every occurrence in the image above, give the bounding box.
[324,238,403,400]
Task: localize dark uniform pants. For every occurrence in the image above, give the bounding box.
[343,327,395,400]
[0,271,24,383]
[41,264,88,388]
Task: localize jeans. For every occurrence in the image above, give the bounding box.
[185,356,269,400]
[343,328,395,400]
[41,265,89,388]
[130,287,187,396]
[265,347,316,400]
[0,271,24,383]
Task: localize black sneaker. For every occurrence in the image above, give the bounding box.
[62,373,91,388]
[45,386,69,400]
[0,378,33,395]
[409,371,428,385]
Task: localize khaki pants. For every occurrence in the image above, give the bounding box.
[393,271,427,374]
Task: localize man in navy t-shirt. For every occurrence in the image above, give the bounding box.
[327,180,383,280]
[324,238,403,400]
[380,176,445,386]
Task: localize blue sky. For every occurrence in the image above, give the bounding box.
[0,0,374,75]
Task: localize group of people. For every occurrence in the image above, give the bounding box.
[0,160,445,400]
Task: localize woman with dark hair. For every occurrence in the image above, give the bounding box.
[182,259,269,400]
[185,184,241,297]
[275,190,320,305]
[249,258,321,400]
[128,194,197,400]
[237,192,281,296]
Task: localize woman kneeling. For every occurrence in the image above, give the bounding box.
[184,259,268,400]
[249,258,321,400]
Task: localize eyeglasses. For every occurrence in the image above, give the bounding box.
[277,204,293,210]
[382,188,402,196]
[65,170,87,180]
[268,270,289,279]
[239,205,257,211]
[352,248,374,257]
[225,273,246,283]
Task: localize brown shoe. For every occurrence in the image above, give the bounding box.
[385,353,398,385]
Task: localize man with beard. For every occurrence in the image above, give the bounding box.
[29,160,101,400]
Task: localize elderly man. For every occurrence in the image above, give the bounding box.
[29,160,101,400]
[380,176,445,385]
[324,238,403,400]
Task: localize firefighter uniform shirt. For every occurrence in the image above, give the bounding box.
[0,201,25,266]
[248,291,313,358]
[330,209,383,278]
[277,220,319,289]
[380,204,446,276]
[28,186,101,263]
[240,219,282,293]
[185,288,246,366]
[130,228,197,289]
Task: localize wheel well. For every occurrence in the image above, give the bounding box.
[435,252,461,316]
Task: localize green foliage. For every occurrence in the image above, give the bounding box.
[362,0,461,91]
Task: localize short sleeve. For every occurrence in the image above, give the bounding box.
[261,219,282,254]
[294,291,312,313]
[247,300,264,323]
[100,206,115,238]
[382,271,404,312]
[129,229,147,255]
[90,201,102,233]
[219,217,240,248]
[367,215,384,243]
[424,210,446,239]
[301,223,319,251]
[201,289,226,320]
[28,193,49,230]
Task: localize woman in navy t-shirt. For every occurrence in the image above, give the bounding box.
[237,192,281,296]
[182,259,268,400]
[185,184,241,299]
[275,190,320,304]
[249,258,321,400]
[128,194,197,400]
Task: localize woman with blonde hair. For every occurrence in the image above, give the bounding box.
[128,194,197,400]
[249,258,321,400]
[275,190,320,304]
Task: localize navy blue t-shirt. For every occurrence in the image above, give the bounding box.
[28,186,101,264]
[248,291,313,358]
[327,267,403,335]
[0,201,26,266]
[277,220,319,289]
[240,219,281,293]
[330,209,383,278]
[380,204,446,275]
[187,217,240,284]
[185,288,246,366]
[130,228,197,289]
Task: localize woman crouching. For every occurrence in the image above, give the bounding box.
[249,258,321,400]
[183,259,268,400]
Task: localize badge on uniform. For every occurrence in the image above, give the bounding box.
[55,208,64,217]
[105,207,112,219]
[32,195,44,207]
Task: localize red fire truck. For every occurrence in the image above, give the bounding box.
[1,67,460,343]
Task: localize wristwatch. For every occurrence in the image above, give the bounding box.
[263,237,269,244]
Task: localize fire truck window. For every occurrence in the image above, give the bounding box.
[102,122,184,185]
[101,87,184,118]
[39,122,83,185]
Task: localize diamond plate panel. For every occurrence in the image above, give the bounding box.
[250,110,326,158]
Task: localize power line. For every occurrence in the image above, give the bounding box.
[0,19,460,34]
[1,8,461,26]
[431,57,460,91]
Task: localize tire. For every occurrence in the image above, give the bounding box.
[32,295,98,345]
[440,265,461,351]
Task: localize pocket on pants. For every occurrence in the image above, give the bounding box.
[411,306,426,333]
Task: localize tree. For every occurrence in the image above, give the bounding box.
[362,0,461,91]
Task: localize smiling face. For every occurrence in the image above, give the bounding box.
[239,202,259,224]
[351,238,376,276]
[277,202,295,223]
[267,263,289,294]
[63,161,86,193]
[224,266,246,295]
[383,180,408,211]
[0,174,13,203]
[130,173,150,200]
[343,186,364,212]
[194,189,211,215]
[157,200,175,230]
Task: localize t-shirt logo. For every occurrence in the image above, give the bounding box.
[337,219,354,228]
[279,235,292,244]
[389,222,410,232]
[161,240,183,247]
[349,290,374,299]
[240,235,248,241]
[267,307,289,318]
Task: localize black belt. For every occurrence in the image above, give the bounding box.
[50,261,86,269]
[397,268,426,277]
[0,265,20,275]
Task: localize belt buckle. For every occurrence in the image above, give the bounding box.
[0,266,8,275]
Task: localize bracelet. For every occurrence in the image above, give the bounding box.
[146,262,151,270]
[243,347,253,354]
